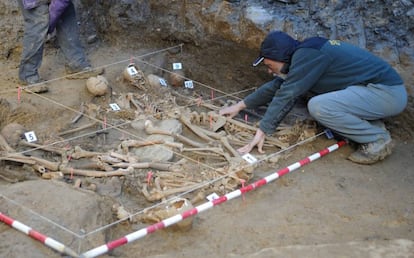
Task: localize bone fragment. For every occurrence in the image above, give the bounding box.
[145,120,205,148]
[120,139,183,153]
[32,164,46,174]
[179,115,214,142]
[142,183,199,202]
[30,156,60,171]
[41,172,64,179]
[190,191,206,204]
[182,146,229,161]
[224,117,288,149]
[182,147,224,153]
[19,140,66,156]
[127,93,144,112]
[112,161,176,171]
[71,146,106,159]
[196,126,227,140]
[226,117,258,132]
[59,166,134,177]
[76,160,114,171]
[220,137,241,158]
[0,155,36,165]
[173,134,206,148]
[144,120,170,135]
[73,178,82,188]
[109,151,138,163]
[210,113,227,132]
[98,154,123,164]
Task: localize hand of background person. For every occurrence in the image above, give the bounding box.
[219,100,246,118]
[237,128,266,154]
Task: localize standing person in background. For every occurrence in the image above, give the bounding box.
[18,0,102,92]
[220,31,407,165]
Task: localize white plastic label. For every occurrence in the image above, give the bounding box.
[242,153,258,164]
[206,192,220,201]
[172,62,182,70]
[184,80,194,89]
[24,131,37,143]
[127,66,138,77]
[109,103,121,111]
[159,78,167,87]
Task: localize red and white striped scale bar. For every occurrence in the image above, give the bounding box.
[81,140,347,258]
[0,212,79,257]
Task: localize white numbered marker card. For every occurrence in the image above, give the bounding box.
[109,103,121,111]
[24,131,37,143]
[127,65,138,77]
[172,62,182,70]
[206,192,220,201]
[159,78,167,87]
[242,153,258,164]
[184,80,194,89]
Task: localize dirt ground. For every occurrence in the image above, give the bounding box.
[0,39,413,258]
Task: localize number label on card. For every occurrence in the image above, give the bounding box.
[127,66,138,77]
[206,193,220,201]
[109,103,121,111]
[172,62,182,70]
[242,153,258,164]
[184,80,194,89]
[24,131,37,143]
[159,78,167,87]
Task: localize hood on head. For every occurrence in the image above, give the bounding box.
[253,31,299,66]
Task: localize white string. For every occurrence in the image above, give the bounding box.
[1,43,323,242]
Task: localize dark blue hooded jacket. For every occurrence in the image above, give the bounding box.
[246,31,404,135]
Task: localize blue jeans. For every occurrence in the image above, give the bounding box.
[18,0,89,82]
[308,83,407,143]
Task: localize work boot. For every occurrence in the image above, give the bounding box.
[66,66,105,80]
[19,76,49,94]
[348,134,393,165]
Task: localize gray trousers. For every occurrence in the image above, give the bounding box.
[308,83,407,143]
[18,0,89,82]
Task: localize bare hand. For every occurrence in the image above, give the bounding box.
[219,101,246,118]
[237,129,266,155]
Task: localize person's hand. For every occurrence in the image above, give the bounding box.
[237,128,266,155]
[219,101,246,118]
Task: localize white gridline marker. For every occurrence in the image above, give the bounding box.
[24,131,37,143]
[109,103,121,111]
[206,192,220,201]
[159,78,167,87]
[184,80,194,89]
[242,153,258,164]
[172,63,182,70]
[127,66,138,77]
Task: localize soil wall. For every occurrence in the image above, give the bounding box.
[1,0,413,92]
[79,0,414,93]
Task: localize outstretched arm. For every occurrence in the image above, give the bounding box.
[219,100,246,118]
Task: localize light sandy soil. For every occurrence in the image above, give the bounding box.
[0,41,413,258]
